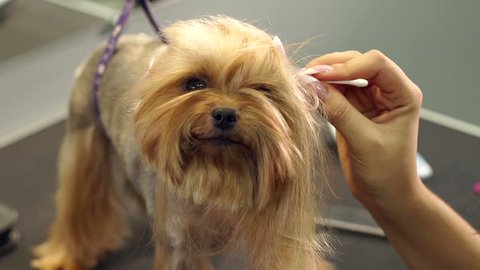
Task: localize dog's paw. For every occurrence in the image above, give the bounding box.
[31,243,90,270]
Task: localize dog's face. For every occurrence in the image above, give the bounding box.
[132,17,320,210]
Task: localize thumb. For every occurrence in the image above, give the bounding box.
[300,74,371,142]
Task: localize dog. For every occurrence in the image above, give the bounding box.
[31,16,332,270]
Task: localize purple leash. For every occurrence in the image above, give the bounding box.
[92,0,167,117]
[139,0,168,44]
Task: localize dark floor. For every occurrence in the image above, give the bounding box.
[0,119,479,269]
[0,121,155,270]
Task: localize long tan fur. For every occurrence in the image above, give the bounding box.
[32,60,129,269]
[32,16,332,270]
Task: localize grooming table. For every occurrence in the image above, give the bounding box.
[0,120,479,270]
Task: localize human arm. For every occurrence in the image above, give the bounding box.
[303,50,480,269]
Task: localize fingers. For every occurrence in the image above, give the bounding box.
[298,73,373,142]
[306,50,362,67]
[309,50,423,109]
[304,50,423,143]
[320,83,373,143]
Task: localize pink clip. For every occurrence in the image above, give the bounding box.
[272,36,287,58]
[473,182,480,194]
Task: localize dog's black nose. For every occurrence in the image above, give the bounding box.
[211,108,238,130]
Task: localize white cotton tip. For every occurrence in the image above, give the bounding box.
[325,78,369,88]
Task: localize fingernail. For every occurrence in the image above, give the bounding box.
[300,65,333,75]
[297,74,328,101]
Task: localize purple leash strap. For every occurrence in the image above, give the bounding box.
[92,0,167,117]
[139,0,168,44]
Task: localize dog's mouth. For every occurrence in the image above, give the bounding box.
[193,135,248,148]
[201,136,243,146]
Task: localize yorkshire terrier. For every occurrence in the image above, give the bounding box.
[32,16,332,270]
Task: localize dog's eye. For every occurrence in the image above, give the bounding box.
[184,78,208,91]
[252,84,272,93]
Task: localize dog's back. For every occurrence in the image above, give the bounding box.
[75,34,162,151]
[32,34,165,269]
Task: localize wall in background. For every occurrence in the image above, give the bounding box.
[0,0,479,148]
[154,0,480,130]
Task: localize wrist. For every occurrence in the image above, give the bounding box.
[357,176,427,218]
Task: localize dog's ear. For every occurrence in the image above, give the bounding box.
[298,74,323,113]
[273,36,322,111]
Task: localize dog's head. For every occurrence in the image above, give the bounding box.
[132,16,323,210]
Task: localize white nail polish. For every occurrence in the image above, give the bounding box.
[300,65,334,75]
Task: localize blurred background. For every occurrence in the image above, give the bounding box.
[0,1,479,269]
[0,0,478,149]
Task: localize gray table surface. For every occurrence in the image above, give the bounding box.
[0,118,479,270]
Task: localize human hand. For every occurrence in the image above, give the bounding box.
[302,50,423,206]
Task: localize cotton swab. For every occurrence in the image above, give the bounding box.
[324,78,369,87]
[300,68,369,87]
[273,36,369,88]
